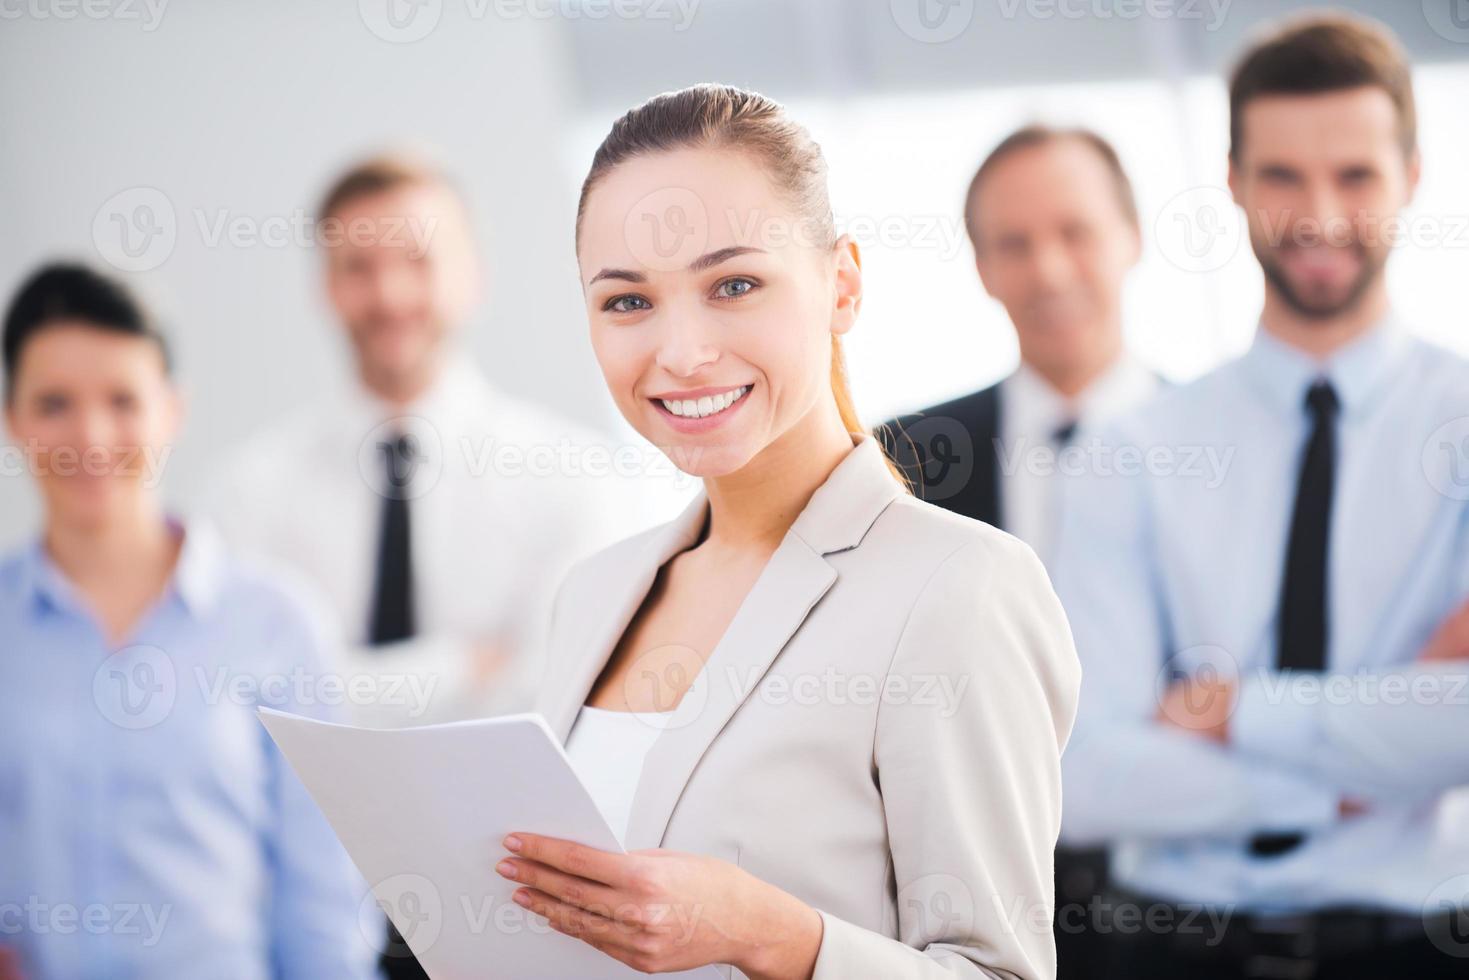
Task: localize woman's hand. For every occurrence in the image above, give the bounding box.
[495,832,822,980]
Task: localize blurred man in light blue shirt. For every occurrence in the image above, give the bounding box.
[0,263,378,979]
[1054,13,1469,980]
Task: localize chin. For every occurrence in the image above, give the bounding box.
[639,429,758,480]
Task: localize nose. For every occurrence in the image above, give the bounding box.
[1029,238,1076,291]
[653,313,720,378]
[368,261,421,317]
[1299,181,1350,245]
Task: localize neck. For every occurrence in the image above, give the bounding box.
[45,500,177,591]
[1260,280,1389,360]
[1026,328,1124,401]
[700,400,856,552]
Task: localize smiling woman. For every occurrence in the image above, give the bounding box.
[494,84,1082,980]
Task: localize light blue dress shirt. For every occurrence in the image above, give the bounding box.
[0,520,380,979]
[1054,317,1469,913]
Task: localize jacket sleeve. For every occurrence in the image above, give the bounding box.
[811,533,1081,980]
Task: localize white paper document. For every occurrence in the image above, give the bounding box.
[258,707,728,980]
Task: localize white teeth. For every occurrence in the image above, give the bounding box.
[660,385,749,419]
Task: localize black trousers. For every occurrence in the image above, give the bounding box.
[380,919,430,980]
[1104,911,1466,980]
[1055,846,1112,980]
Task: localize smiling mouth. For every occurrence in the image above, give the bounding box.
[653,384,752,421]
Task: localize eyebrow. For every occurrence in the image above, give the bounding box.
[587,245,766,286]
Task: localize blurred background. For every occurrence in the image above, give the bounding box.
[2,0,1468,544]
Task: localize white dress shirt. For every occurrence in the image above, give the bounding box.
[205,355,690,727]
[1054,316,1469,913]
[564,706,674,846]
[1000,353,1158,567]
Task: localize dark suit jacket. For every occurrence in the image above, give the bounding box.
[875,383,1004,529]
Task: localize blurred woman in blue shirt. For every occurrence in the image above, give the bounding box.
[0,264,378,980]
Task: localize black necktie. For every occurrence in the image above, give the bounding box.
[367,434,431,980]
[368,433,417,646]
[1251,379,1338,858]
[1052,418,1079,447]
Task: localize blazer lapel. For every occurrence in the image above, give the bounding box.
[622,435,903,852]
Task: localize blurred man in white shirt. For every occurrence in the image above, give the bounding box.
[878,126,1159,980]
[209,155,684,731]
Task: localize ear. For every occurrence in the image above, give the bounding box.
[973,246,998,299]
[1227,155,1244,208]
[1403,147,1422,207]
[160,378,187,444]
[1123,218,1143,269]
[830,234,862,337]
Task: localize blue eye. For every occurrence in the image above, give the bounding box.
[605,294,651,313]
[714,277,758,300]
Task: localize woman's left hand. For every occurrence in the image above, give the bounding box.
[495,832,822,980]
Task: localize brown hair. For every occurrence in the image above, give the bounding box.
[963,125,1138,251]
[316,153,457,224]
[576,84,905,485]
[1229,12,1416,163]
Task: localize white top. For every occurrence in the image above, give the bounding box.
[999,354,1158,568]
[564,706,675,847]
[204,355,691,727]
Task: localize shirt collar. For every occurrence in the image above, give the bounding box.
[1005,352,1158,436]
[1242,313,1408,419]
[21,517,225,622]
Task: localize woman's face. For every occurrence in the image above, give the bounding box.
[4,321,180,530]
[577,146,861,478]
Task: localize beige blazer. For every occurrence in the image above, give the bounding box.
[536,435,1081,980]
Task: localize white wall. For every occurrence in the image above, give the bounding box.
[0,2,609,547]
